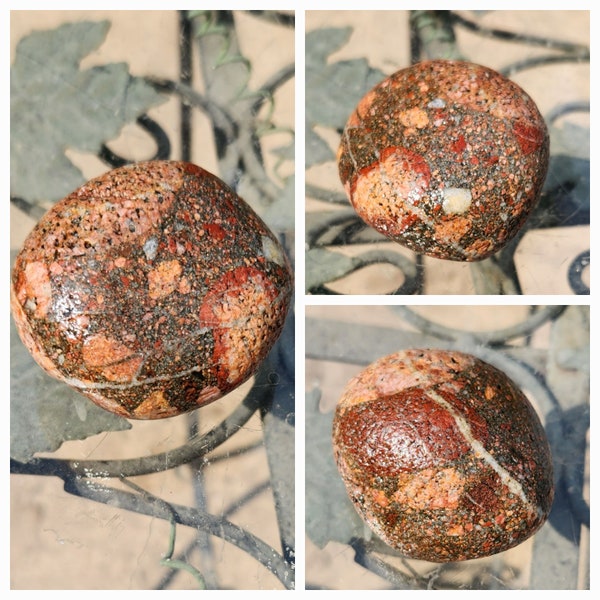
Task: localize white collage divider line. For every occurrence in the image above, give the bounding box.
[294,7,307,590]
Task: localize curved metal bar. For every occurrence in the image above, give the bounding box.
[500,54,590,78]
[63,477,293,589]
[305,184,349,205]
[568,251,590,295]
[307,209,363,246]
[353,250,421,295]
[147,77,242,186]
[250,63,295,116]
[309,249,422,295]
[98,114,172,167]
[10,362,274,479]
[329,220,373,246]
[449,11,590,55]
[351,537,419,589]
[10,196,47,221]
[390,305,566,345]
[546,101,590,125]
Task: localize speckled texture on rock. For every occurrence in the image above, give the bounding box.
[332,349,554,562]
[337,60,549,261]
[11,160,293,419]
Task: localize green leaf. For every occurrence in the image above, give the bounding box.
[262,175,295,232]
[305,388,366,548]
[305,27,385,167]
[305,247,358,290]
[10,318,131,463]
[306,126,335,166]
[549,121,589,161]
[10,20,167,204]
[270,138,295,161]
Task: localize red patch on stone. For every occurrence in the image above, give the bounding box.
[336,390,471,477]
[451,135,467,153]
[351,146,431,202]
[204,223,227,241]
[513,120,545,155]
[400,213,420,230]
[199,265,282,389]
[383,146,431,184]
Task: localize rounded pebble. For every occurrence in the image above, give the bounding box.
[337,60,549,261]
[11,161,293,419]
[332,349,554,562]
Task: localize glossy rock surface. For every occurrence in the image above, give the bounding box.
[11,161,293,419]
[332,349,554,562]
[337,60,549,261]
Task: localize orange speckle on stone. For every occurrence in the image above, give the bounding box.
[433,216,471,243]
[466,238,494,257]
[133,390,177,419]
[485,385,496,400]
[148,259,182,299]
[178,276,191,294]
[394,467,465,510]
[82,334,142,382]
[19,261,52,319]
[49,262,63,276]
[371,488,389,507]
[354,87,380,121]
[399,107,429,129]
[447,524,465,536]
